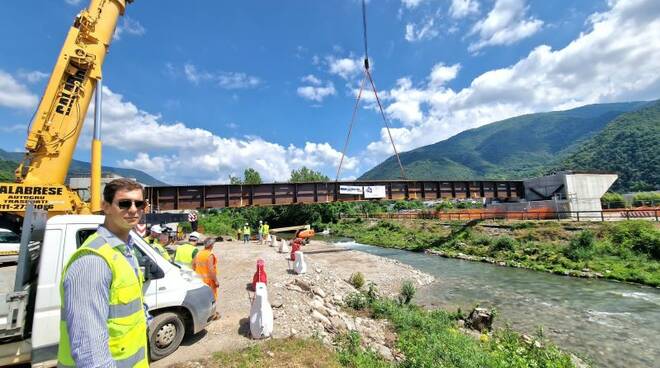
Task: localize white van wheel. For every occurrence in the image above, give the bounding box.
[149,312,185,361]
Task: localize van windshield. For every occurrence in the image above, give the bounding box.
[0,231,20,243]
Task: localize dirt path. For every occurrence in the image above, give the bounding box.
[153,238,433,367]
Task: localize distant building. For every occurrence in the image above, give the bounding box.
[69,173,143,202]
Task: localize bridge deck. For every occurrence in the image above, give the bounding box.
[145,180,524,211]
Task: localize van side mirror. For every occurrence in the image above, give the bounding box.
[143,257,164,281]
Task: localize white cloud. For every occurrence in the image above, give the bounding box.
[327,57,363,80]
[364,0,660,164]
[404,18,439,42]
[0,70,38,110]
[450,0,480,19]
[182,63,261,89]
[469,0,543,52]
[113,17,146,41]
[301,74,322,85]
[430,63,461,86]
[0,124,26,133]
[18,70,49,83]
[64,0,83,5]
[217,72,261,90]
[401,0,426,9]
[81,87,356,184]
[297,82,336,103]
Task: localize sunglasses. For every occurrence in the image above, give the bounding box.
[115,199,146,210]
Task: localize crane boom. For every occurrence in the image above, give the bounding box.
[1,0,132,216]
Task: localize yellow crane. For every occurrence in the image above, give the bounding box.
[0,0,132,221]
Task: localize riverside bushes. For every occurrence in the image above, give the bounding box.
[331,219,660,287]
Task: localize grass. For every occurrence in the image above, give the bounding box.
[178,338,344,368]
[330,219,660,287]
[176,299,577,368]
[366,297,575,368]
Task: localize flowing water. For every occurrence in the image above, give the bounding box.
[329,239,660,368]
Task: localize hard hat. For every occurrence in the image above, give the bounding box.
[245,223,249,225]
[259,220,263,223]
[150,225,162,234]
[189,231,201,240]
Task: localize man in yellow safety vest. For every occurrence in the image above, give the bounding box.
[174,232,200,268]
[148,225,172,261]
[242,223,251,244]
[58,178,149,367]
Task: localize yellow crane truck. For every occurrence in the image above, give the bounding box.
[0,1,216,365]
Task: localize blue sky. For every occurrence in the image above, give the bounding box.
[1,0,658,184]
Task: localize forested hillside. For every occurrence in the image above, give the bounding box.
[360,101,657,191]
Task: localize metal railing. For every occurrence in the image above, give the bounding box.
[346,208,660,222]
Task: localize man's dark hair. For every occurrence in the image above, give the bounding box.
[103,178,144,203]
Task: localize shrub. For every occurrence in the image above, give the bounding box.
[490,236,517,252]
[601,192,626,208]
[344,292,369,310]
[365,282,379,303]
[607,221,660,260]
[398,280,416,305]
[178,221,192,233]
[349,272,365,289]
[564,230,595,261]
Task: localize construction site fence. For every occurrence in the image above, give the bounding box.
[344,208,660,222]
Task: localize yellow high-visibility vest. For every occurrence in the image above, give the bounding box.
[175,243,197,267]
[58,232,148,367]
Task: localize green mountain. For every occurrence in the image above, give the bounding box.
[554,101,660,191]
[360,101,655,191]
[0,149,167,186]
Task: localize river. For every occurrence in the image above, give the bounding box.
[329,239,660,368]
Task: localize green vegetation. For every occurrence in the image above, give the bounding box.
[331,219,660,286]
[601,192,625,208]
[557,100,660,191]
[340,290,576,367]
[230,167,263,185]
[0,159,16,181]
[289,166,330,182]
[359,100,659,192]
[184,295,577,368]
[398,280,416,305]
[349,271,366,289]
[199,200,416,236]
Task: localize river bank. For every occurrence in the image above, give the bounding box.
[162,238,581,367]
[329,219,660,287]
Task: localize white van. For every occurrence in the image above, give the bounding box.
[0,214,215,366]
[0,228,20,264]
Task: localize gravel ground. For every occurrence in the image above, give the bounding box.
[154,237,434,367]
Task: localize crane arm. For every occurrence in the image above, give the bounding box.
[2,0,132,215]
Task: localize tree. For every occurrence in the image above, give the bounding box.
[243,168,262,184]
[229,168,262,185]
[289,166,329,183]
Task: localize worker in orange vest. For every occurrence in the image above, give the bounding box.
[192,237,220,303]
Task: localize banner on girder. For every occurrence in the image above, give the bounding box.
[340,185,363,195]
[364,185,386,199]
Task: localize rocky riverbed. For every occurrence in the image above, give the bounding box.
[155,238,434,367]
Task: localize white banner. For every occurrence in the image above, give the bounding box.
[339,185,363,195]
[364,185,386,199]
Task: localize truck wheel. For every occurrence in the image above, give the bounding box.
[149,312,185,361]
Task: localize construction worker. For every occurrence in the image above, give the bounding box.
[174,232,200,268]
[263,221,270,245]
[243,223,251,244]
[192,237,220,302]
[58,178,149,367]
[149,225,172,261]
[258,220,264,243]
